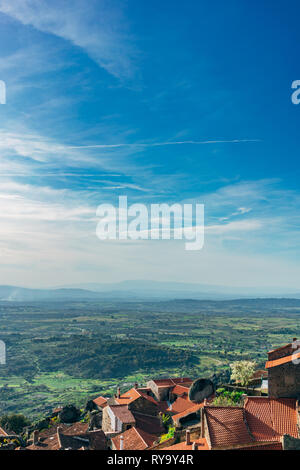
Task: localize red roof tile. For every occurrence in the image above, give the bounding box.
[172,403,204,422]
[236,442,283,450]
[111,427,157,450]
[205,406,253,449]
[161,438,209,451]
[115,388,158,406]
[172,384,190,396]
[270,398,298,438]
[115,388,141,405]
[93,396,107,408]
[265,351,300,368]
[245,397,298,441]
[167,396,192,414]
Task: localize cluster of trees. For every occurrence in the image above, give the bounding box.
[0,414,31,434]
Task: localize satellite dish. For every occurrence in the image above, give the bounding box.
[188,378,214,403]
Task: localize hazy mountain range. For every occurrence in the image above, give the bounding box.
[0,281,299,302]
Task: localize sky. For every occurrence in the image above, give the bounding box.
[0,0,299,290]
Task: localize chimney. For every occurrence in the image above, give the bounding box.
[33,430,39,445]
[134,382,138,389]
[120,435,124,450]
[192,442,198,450]
[186,429,191,446]
[117,387,121,399]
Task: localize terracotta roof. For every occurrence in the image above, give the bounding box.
[115,388,141,405]
[115,388,158,406]
[244,397,275,441]
[172,384,190,396]
[167,396,192,414]
[172,403,204,422]
[271,398,298,438]
[111,426,157,450]
[205,406,253,449]
[265,351,300,368]
[236,442,283,450]
[93,396,108,408]
[161,438,209,451]
[108,405,135,424]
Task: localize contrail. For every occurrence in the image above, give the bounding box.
[67,139,260,149]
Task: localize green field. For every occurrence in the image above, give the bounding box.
[1,298,300,420]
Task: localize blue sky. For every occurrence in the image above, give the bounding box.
[0,0,299,289]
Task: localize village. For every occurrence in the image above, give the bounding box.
[1,337,300,451]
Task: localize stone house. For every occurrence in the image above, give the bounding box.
[102,405,136,433]
[266,338,300,398]
[146,378,192,401]
[113,386,159,416]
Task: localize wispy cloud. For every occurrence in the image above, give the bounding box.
[0,0,137,79]
[67,139,260,149]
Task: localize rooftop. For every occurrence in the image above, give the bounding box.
[265,350,300,368]
[172,403,204,423]
[244,397,298,441]
[108,405,136,424]
[93,396,108,408]
[205,406,253,449]
[115,387,157,406]
[161,437,209,451]
[167,396,192,414]
[111,426,158,450]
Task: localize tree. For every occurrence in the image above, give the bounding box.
[0,414,31,434]
[230,360,256,387]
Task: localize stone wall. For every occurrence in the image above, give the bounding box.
[268,362,300,398]
[147,381,170,401]
[128,397,158,416]
[102,407,113,433]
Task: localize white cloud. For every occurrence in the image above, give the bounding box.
[0,0,137,79]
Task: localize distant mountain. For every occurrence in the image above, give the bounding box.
[60,280,300,300]
[0,286,103,302]
[0,281,299,302]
